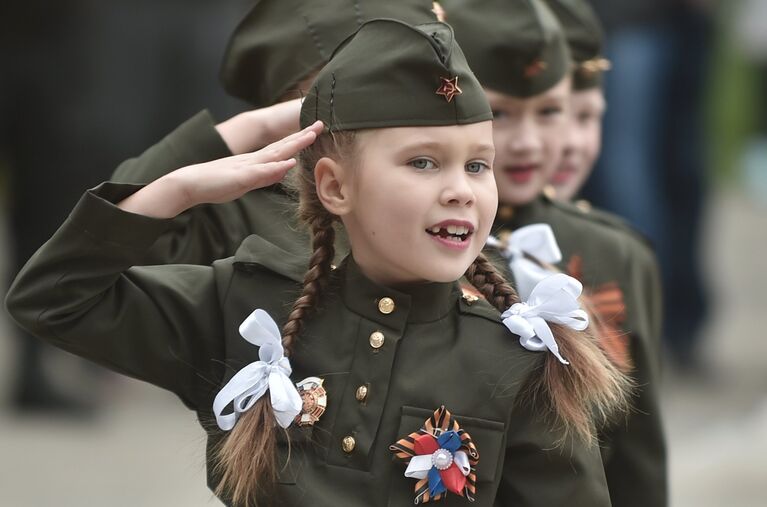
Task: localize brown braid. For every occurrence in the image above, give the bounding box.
[280,214,336,353]
[213,131,356,506]
[464,253,520,310]
[465,253,631,445]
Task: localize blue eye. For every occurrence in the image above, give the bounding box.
[466,161,489,174]
[409,158,437,170]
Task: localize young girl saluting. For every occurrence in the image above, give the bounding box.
[6,19,625,506]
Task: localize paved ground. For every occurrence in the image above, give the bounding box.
[0,186,765,506]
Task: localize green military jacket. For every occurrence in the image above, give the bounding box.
[110,110,666,506]
[6,183,612,506]
[491,198,667,507]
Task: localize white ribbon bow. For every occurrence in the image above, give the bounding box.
[404,450,472,479]
[487,224,562,300]
[212,309,303,431]
[501,273,589,365]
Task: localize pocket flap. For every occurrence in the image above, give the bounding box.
[395,405,505,484]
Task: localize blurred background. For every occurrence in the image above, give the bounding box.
[1,0,765,505]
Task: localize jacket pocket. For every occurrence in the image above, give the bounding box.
[388,405,506,506]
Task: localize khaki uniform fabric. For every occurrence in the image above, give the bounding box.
[6,183,611,506]
[492,198,667,507]
[108,111,666,506]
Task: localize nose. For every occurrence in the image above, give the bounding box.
[505,117,541,155]
[562,117,578,156]
[440,167,475,207]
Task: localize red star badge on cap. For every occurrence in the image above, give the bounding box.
[436,76,462,103]
[524,59,547,78]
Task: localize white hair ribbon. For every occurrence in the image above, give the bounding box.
[487,224,562,300]
[501,273,589,365]
[213,309,303,431]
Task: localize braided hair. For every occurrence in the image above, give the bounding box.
[213,132,354,506]
[464,253,630,445]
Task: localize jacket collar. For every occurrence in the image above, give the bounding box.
[337,255,459,326]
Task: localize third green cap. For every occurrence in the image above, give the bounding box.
[544,0,609,90]
[440,0,571,98]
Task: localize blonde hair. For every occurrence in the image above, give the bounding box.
[213,131,628,504]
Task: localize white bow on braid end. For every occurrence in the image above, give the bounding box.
[487,223,562,300]
[212,309,303,431]
[501,273,589,365]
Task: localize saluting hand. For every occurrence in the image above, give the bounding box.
[118,121,324,218]
[215,98,303,155]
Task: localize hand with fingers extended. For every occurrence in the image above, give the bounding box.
[118,121,324,219]
[216,98,302,155]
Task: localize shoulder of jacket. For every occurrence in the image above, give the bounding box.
[549,198,655,250]
[456,294,541,352]
[231,233,309,283]
[457,293,503,324]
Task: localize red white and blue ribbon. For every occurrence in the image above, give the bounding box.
[212,309,303,430]
[390,406,479,504]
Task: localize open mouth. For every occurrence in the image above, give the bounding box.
[425,223,474,243]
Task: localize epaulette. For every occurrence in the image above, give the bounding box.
[546,196,655,249]
[232,233,308,283]
[456,290,504,325]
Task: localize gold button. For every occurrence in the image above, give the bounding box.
[377,297,395,314]
[355,385,369,402]
[369,331,385,349]
[342,435,356,453]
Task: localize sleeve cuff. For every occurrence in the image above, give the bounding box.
[167,110,233,164]
[68,182,174,249]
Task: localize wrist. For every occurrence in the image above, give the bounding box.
[215,110,268,155]
[117,175,190,218]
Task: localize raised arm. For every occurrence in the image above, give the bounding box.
[109,100,307,266]
[6,123,321,407]
[5,182,225,409]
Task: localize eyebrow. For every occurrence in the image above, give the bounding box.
[397,140,495,155]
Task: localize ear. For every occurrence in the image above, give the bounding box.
[315,156,353,216]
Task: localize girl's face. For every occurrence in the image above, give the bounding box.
[339,121,497,286]
[550,88,605,200]
[485,75,572,206]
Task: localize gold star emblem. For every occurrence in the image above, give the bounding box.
[435,76,462,103]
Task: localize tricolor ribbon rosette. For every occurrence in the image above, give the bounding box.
[486,223,562,300]
[212,309,303,431]
[389,406,479,504]
[501,273,589,364]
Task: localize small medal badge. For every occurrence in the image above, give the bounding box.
[390,406,479,504]
[294,377,327,426]
[436,76,462,103]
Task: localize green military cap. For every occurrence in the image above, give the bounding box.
[299,19,492,131]
[440,0,571,98]
[221,0,438,107]
[544,0,610,90]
